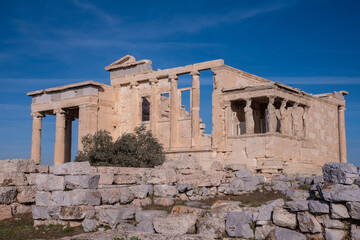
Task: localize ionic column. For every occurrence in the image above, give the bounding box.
[244,99,254,134]
[339,105,347,162]
[78,104,98,151]
[64,117,74,163]
[131,82,140,131]
[267,96,277,133]
[30,112,44,164]
[54,109,66,166]
[169,75,179,149]
[190,70,201,148]
[150,78,159,137]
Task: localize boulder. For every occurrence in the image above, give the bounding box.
[321,184,360,202]
[309,200,330,214]
[235,169,252,178]
[286,200,309,212]
[35,175,64,191]
[136,220,154,233]
[351,224,360,240]
[323,162,358,184]
[315,214,346,229]
[145,169,177,185]
[218,184,232,195]
[99,187,134,204]
[272,207,297,229]
[255,224,275,239]
[268,227,306,240]
[59,206,94,220]
[0,159,36,173]
[225,211,254,239]
[82,218,99,232]
[153,214,196,234]
[346,202,360,220]
[135,210,167,222]
[286,189,310,200]
[153,197,174,206]
[170,205,205,217]
[35,191,54,206]
[0,172,27,186]
[98,207,136,228]
[32,206,60,220]
[272,182,291,193]
[256,199,285,221]
[64,175,100,189]
[210,200,242,219]
[176,183,193,193]
[0,205,12,221]
[230,178,257,194]
[16,186,36,203]
[0,186,17,204]
[297,211,322,233]
[154,185,178,197]
[52,189,101,206]
[116,222,136,232]
[324,228,347,240]
[330,203,350,219]
[129,185,153,199]
[53,162,91,175]
[196,214,225,238]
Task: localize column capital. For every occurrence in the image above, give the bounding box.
[339,105,346,111]
[53,109,66,115]
[80,104,98,111]
[190,70,200,76]
[130,81,139,88]
[169,74,178,81]
[31,112,45,118]
[149,78,159,84]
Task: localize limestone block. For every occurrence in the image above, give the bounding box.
[285,189,310,200]
[0,172,27,186]
[35,191,55,206]
[177,174,222,187]
[272,207,297,229]
[145,169,177,185]
[82,218,99,232]
[346,202,360,220]
[246,137,265,158]
[36,175,64,191]
[35,165,49,173]
[16,186,36,203]
[225,211,254,238]
[135,210,167,222]
[321,184,360,202]
[153,197,174,206]
[10,203,32,214]
[98,173,114,185]
[136,220,154,233]
[256,199,284,221]
[99,187,134,204]
[129,185,153,199]
[330,203,350,219]
[153,214,196,234]
[170,205,205,217]
[309,200,330,214]
[255,224,275,240]
[113,174,140,185]
[210,201,242,220]
[116,222,136,231]
[32,206,60,220]
[176,183,193,193]
[64,175,100,189]
[324,228,347,240]
[0,205,12,221]
[297,211,322,233]
[196,215,225,238]
[235,169,252,178]
[224,163,247,171]
[53,161,91,175]
[323,162,358,185]
[268,227,306,240]
[59,206,95,220]
[0,159,36,173]
[286,200,309,212]
[0,186,17,204]
[351,224,360,240]
[25,173,37,185]
[52,189,101,206]
[272,182,291,193]
[218,184,232,195]
[98,207,136,228]
[154,185,178,197]
[315,214,346,229]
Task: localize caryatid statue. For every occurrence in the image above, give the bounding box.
[267,96,277,133]
[303,106,310,139]
[279,99,290,135]
[244,99,254,134]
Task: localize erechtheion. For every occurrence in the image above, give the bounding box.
[27,55,348,174]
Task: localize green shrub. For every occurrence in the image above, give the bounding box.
[75,125,165,168]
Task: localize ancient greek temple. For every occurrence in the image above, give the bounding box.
[27,55,348,174]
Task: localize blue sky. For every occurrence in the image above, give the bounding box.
[0,0,359,166]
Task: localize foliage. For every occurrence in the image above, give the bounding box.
[75,125,165,168]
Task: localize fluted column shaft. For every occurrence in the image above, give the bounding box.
[131,82,140,131]
[339,106,347,162]
[190,71,201,148]
[31,112,44,164]
[170,75,179,149]
[54,109,66,165]
[150,79,159,137]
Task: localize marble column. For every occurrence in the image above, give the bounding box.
[150,78,159,137]
[78,104,98,151]
[54,109,66,166]
[267,96,277,133]
[190,70,201,148]
[169,74,179,149]
[131,82,140,131]
[64,117,74,163]
[244,99,254,134]
[338,106,347,162]
[30,112,44,164]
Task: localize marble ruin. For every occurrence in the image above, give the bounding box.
[27,55,348,174]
